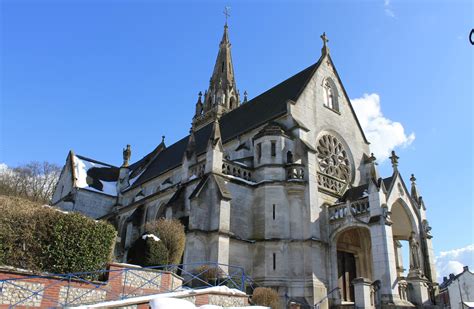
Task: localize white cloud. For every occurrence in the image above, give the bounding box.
[436,244,474,282]
[351,93,415,161]
[384,0,395,18]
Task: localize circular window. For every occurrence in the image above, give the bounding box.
[316,134,351,182]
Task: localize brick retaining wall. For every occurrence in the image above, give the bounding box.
[0,263,182,308]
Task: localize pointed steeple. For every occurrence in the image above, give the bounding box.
[208,118,223,149]
[186,127,196,159]
[205,118,224,174]
[204,22,240,112]
[410,174,421,203]
[194,19,240,130]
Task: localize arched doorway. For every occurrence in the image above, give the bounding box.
[336,227,372,303]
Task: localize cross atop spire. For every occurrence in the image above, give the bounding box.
[320,32,330,55]
[223,6,231,26]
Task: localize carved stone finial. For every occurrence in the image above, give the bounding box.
[369,153,376,163]
[410,174,416,183]
[390,150,399,171]
[320,32,329,55]
[195,92,203,117]
[122,144,131,167]
[243,90,248,103]
[162,136,165,144]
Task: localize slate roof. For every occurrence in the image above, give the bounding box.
[127,60,322,190]
[340,176,394,202]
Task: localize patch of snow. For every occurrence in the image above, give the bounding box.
[362,190,369,197]
[232,161,249,167]
[72,286,251,308]
[129,169,145,186]
[41,204,69,214]
[142,234,161,242]
[73,155,117,196]
[224,174,256,185]
[151,298,195,309]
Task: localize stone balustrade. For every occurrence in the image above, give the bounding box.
[221,160,253,181]
[317,172,346,195]
[328,198,370,221]
[190,162,205,178]
[350,198,370,215]
[328,203,348,221]
[286,163,305,180]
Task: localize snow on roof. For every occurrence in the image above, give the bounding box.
[73,155,117,196]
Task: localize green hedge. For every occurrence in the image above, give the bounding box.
[128,236,169,267]
[0,195,116,274]
[145,218,185,265]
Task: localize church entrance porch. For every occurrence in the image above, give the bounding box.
[331,226,373,307]
[337,251,356,302]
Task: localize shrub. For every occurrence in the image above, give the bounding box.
[252,287,280,309]
[128,235,169,267]
[145,218,185,265]
[0,195,116,274]
[194,265,224,281]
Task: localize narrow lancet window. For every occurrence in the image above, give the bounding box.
[324,80,334,109]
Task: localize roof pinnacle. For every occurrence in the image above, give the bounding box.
[320,32,330,55]
[390,150,399,172]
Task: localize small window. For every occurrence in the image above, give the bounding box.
[324,80,334,109]
[271,141,276,157]
[272,204,276,220]
[222,62,225,72]
[257,143,262,162]
[323,78,339,112]
[273,253,276,270]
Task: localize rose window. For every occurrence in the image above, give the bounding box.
[316,135,351,182]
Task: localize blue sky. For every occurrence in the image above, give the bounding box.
[1,0,472,278]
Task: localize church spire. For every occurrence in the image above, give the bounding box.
[194,10,240,130]
[204,20,240,112]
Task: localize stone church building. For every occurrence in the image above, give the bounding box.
[52,22,439,308]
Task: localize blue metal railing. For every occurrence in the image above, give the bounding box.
[0,262,255,308]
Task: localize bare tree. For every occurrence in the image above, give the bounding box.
[0,161,61,204]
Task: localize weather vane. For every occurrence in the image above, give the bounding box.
[223,6,231,25]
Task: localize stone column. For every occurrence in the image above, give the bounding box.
[352,277,374,309]
[210,199,230,275]
[369,218,401,304]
